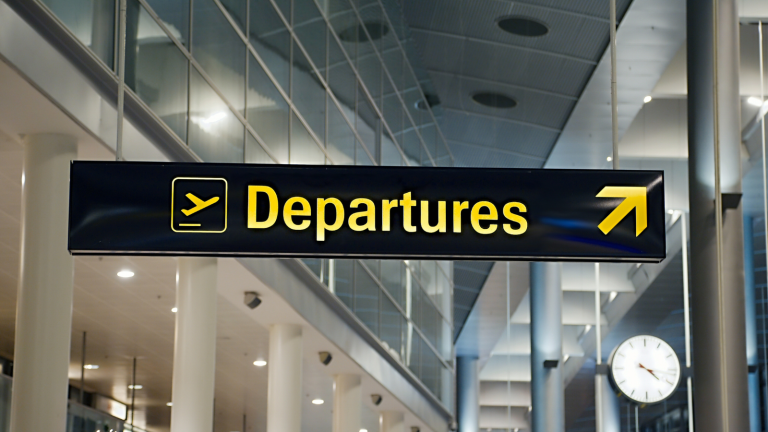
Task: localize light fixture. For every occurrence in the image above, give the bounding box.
[311,398,324,405]
[528,406,532,412]
[361,429,369,432]
[643,95,653,103]
[584,325,592,333]
[244,292,262,309]
[748,96,764,107]
[166,402,173,407]
[128,385,143,390]
[667,209,675,215]
[608,291,618,302]
[563,354,570,362]
[171,307,178,313]
[203,112,227,124]
[84,364,99,370]
[253,360,267,367]
[472,92,517,109]
[117,270,134,278]
[606,156,612,162]
[497,16,549,37]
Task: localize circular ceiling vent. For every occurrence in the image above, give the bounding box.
[497,16,549,37]
[339,21,389,42]
[472,92,517,109]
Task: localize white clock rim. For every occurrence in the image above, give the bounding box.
[608,334,681,405]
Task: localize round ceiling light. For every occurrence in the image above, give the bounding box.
[497,16,549,37]
[472,92,517,109]
[339,21,389,42]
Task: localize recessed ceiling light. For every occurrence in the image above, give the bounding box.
[171,307,178,313]
[339,21,389,42]
[117,270,134,278]
[361,429,369,432]
[643,95,653,103]
[497,16,549,37]
[166,402,173,406]
[748,96,764,107]
[84,364,99,370]
[311,398,324,405]
[606,156,612,162]
[609,291,618,302]
[128,385,143,390]
[253,360,267,367]
[472,92,517,109]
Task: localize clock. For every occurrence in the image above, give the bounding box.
[609,335,681,404]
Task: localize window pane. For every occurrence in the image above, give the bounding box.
[219,0,246,32]
[246,133,275,164]
[248,0,290,92]
[355,261,379,335]
[356,140,374,165]
[380,260,404,307]
[127,1,189,142]
[328,40,357,120]
[381,134,403,166]
[248,54,290,162]
[291,113,326,164]
[292,43,326,146]
[294,0,327,72]
[334,260,354,310]
[42,0,115,66]
[380,295,403,360]
[145,0,189,46]
[189,69,244,162]
[402,127,421,166]
[327,102,356,165]
[192,0,246,112]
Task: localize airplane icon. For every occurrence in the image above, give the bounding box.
[181,193,220,216]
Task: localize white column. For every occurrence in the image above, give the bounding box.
[267,324,303,432]
[381,412,405,432]
[333,374,361,432]
[170,257,218,432]
[456,356,478,432]
[10,134,77,432]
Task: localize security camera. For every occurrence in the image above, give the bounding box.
[319,351,333,366]
[371,394,382,406]
[411,427,420,432]
[244,292,262,309]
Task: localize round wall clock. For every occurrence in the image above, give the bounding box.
[609,335,681,404]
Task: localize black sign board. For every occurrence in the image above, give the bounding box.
[68,162,666,262]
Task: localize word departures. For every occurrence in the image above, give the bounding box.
[247,187,527,241]
[68,162,666,262]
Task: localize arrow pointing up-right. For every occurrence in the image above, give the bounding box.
[596,186,648,236]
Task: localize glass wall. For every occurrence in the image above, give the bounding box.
[37,0,454,404]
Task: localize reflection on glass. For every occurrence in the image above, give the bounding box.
[42,0,116,66]
[246,133,275,164]
[248,0,291,92]
[145,0,189,46]
[381,134,403,166]
[219,0,246,32]
[292,43,327,146]
[402,128,421,166]
[127,1,189,142]
[291,113,326,164]
[188,69,244,162]
[356,140,374,165]
[356,84,379,159]
[334,260,354,310]
[192,0,246,112]
[327,103,356,165]
[328,40,357,121]
[248,54,289,163]
[294,0,327,72]
[381,295,404,361]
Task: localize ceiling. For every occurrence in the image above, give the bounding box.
[401,0,633,168]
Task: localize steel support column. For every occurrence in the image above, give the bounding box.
[530,262,563,432]
[687,0,750,429]
[456,356,479,432]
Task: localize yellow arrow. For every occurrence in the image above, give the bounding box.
[596,186,647,236]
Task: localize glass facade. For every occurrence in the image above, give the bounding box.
[37,0,454,404]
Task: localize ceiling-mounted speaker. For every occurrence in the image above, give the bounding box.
[319,351,333,366]
[244,292,261,309]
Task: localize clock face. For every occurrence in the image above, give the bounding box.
[610,335,681,404]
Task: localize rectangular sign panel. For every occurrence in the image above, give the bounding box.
[68,162,666,262]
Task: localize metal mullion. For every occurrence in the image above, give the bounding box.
[243,0,250,162]
[357,260,452,370]
[327,88,378,165]
[344,2,436,166]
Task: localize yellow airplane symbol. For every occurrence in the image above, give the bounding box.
[597,186,647,236]
[181,193,220,216]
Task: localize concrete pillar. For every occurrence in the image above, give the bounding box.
[687,0,750,429]
[743,216,760,432]
[381,412,405,432]
[333,374,362,432]
[170,257,218,432]
[10,134,77,432]
[596,375,620,432]
[267,324,303,432]
[529,262,563,432]
[456,356,478,432]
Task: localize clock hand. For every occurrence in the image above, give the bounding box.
[639,363,660,380]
